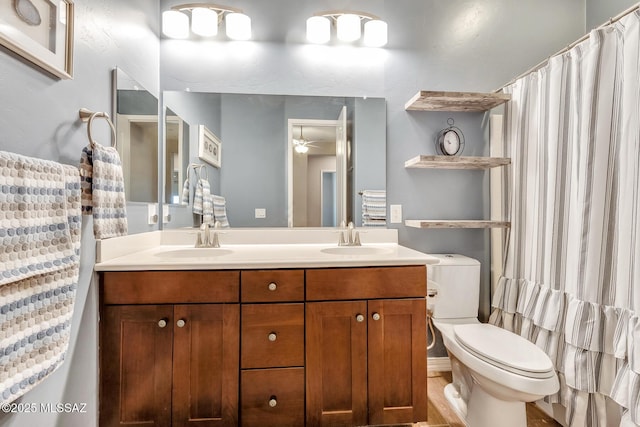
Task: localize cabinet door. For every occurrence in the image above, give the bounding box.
[306,301,368,427]
[101,305,173,427]
[173,304,240,427]
[367,299,427,425]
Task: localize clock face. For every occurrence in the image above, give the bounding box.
[442,130,461,155]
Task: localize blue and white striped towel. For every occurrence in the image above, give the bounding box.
[362,190,387,227]
[0,150,81,404]
[80,143,128,239]
[213,195,230,228]
[193,179,214,223]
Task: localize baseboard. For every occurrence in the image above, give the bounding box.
[427,356,451,372]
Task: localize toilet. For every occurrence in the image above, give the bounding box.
[428,254,559,427]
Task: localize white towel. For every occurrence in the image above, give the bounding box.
[0,150,81,404]
[79,143,128,239]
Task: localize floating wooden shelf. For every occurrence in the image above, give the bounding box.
[405,220,511,229]
[405,155,511,169]
[405,91,511,112]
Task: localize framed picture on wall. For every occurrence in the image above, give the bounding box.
[198,125,222,168]
[0,0,74,79]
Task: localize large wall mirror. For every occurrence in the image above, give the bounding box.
[163,92,386,229]
[113,67,159,203]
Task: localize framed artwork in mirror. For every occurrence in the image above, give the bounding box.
[198,125,221,168]
[0,0,74,79]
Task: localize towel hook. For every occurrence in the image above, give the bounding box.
[79,108,117,149]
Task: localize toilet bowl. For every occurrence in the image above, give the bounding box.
[428,255,559,427]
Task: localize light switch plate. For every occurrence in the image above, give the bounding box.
[390,204,402,223]
[255,208,266,219]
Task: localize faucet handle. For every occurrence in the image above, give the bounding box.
[195,232,206,248]
[353,231,361,246]
[210,232,220,248]
[338,232,346,246]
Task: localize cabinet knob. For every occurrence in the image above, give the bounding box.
[158,319,167,328]
[355,314,365,323]
[372,312,381,321]
[268,332,277,342]
[176,319,186,328]
[268,282,277,291]
[268,396,277,408]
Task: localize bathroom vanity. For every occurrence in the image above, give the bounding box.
[95,229,436,427]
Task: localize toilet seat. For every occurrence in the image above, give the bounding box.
[453,324,555,379]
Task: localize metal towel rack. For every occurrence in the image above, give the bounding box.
[187,163,208,181]
[79,108,117,148]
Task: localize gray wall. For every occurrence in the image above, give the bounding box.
[0,0,158,426]
[586,0,638,30]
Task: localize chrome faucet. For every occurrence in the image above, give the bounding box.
[338,221,361,246]
[195,220,221,248]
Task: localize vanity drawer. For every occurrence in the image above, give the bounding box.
[241,304,304,369]
[306,266,427,301]
[241,367,304,427]
[102,271,240,304]
[241,270,304,302]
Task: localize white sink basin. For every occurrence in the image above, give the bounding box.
[320,246,393,255]
[154,248,233,259]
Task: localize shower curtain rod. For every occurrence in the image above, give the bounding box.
[494,1,640,93]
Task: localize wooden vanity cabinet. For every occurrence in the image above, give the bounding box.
[99,266,427,427]
[305,267,427,427]
[100,271,240,427]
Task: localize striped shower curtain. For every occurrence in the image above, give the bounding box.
[490,11,640,427]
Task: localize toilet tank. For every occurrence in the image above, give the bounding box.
[427,254,481,319]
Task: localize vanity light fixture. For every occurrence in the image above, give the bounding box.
[306,11,387,47]
[162,3,252,40]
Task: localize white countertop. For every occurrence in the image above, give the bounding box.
[94,228,438,271]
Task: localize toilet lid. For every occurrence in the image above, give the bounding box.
[453,323,555,379]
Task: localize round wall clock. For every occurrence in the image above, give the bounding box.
[435,118,465,156]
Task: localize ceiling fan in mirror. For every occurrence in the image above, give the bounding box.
[293,126,320,154]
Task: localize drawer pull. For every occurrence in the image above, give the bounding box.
[268,332,277,342]
[268,282,277,291]
[176,319,186,328]
[372,312,381,321]
[355,314,365,323]
[268,396,277,408]
[158,319,168,328]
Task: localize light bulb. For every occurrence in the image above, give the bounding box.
[226,12,252,40]
[191,8,218,37]
[162,10,189,39]
[306,16,330,44]
[295,144,309,154]
[337,14,361,42]
[364,20,387,47]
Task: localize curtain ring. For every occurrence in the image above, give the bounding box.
[87,112,117,149]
